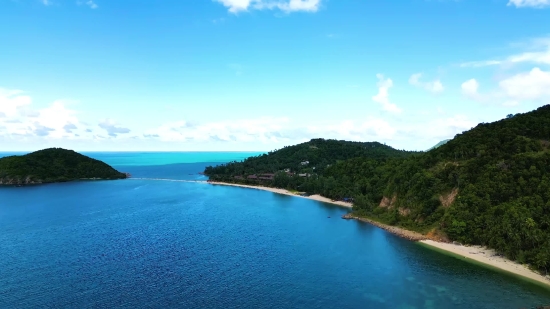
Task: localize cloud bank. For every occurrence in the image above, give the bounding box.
[214,0,321,13]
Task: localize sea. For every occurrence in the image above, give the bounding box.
[1,151,550,309]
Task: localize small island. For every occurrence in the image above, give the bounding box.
[0,148,127,186]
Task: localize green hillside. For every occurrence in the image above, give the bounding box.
[205,105,550,274]
[205,139,418,185]
[0,148,127,185]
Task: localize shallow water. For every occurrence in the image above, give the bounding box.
[1,152,549,308]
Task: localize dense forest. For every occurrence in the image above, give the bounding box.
[0,148,127,185]
[206,139,418,175]
[205,105,550,275]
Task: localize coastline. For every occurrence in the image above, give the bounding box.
[341,214,426,241]
[207,181,353,208]
[419,240,550,288]
[207,180,550,288]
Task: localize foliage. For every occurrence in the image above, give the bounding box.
[0,148,126,184]
[205,105,550,274]
[205,139,417,177]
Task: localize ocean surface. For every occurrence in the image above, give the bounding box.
[1,152,550,309]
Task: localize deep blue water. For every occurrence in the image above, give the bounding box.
[1,152,550,309]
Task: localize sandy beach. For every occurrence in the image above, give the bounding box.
[206,180,550,288]
[207,181,353,208]
[419,240,550,287]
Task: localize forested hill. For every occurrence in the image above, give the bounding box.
[205,104,550,274]
[0,148,127,185]
[204,139,418,178]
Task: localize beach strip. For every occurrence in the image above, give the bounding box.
[207,181,353,208]
[419,240,550,288]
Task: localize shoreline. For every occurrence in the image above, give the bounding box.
[341,214,427,241]
[419,240,550,288]
[207,181,353,208]
[207,180,550,288]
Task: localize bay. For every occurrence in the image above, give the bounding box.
[1,152,549,308]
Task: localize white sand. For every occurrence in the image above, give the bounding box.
[420,240,550,287]
[207,181,353,208]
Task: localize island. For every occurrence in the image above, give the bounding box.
[204,104,550,286]
[0,148,128,186]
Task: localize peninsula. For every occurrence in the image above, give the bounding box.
[0,148,127,186]
[204,104,550,286]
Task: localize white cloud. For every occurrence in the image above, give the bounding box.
[98,119,130,137]
[372,74,402,113]
[0,85,504,152]
[214,0,321,13]
[461,67,550,104]
[145,117,289,143]
[17,106,40,118]
[459,60,502,68]
[34,123,55,137]
[409,73,444,93]
[298,119,397,142]
[141,116,404,149]
[0,88,99,140]
[507,0,550,8]
[87,0,98,9]
[499,67,550,100]
[415,115,476,141]
[42,0,52,6]
[461,78,481,100]
[0,86,482,152]
[216,0,250,13]
[34,101,83,138]
[461,37,550,68]
[64,123,78,133]
[0,88,32,119]
[77,0,98,9]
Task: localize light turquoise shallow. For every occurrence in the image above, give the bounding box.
[0,152,549,309]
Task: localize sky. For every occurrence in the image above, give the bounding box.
[1,0,549,152]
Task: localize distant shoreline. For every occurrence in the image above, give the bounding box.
[206,181,353,208]
[207,180,550,289]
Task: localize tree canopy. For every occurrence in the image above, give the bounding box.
[0,148,127,185]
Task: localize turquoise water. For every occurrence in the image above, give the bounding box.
[83,151,264,166]
[1,152,550,308]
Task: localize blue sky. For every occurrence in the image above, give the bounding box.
[1,0,549,151]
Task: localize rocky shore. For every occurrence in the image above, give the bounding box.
[342,213,427,241]
[0,176,43,186]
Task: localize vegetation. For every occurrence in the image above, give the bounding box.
[205,104,550,275]
[205,139,418,177]
[0,148,127,185]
